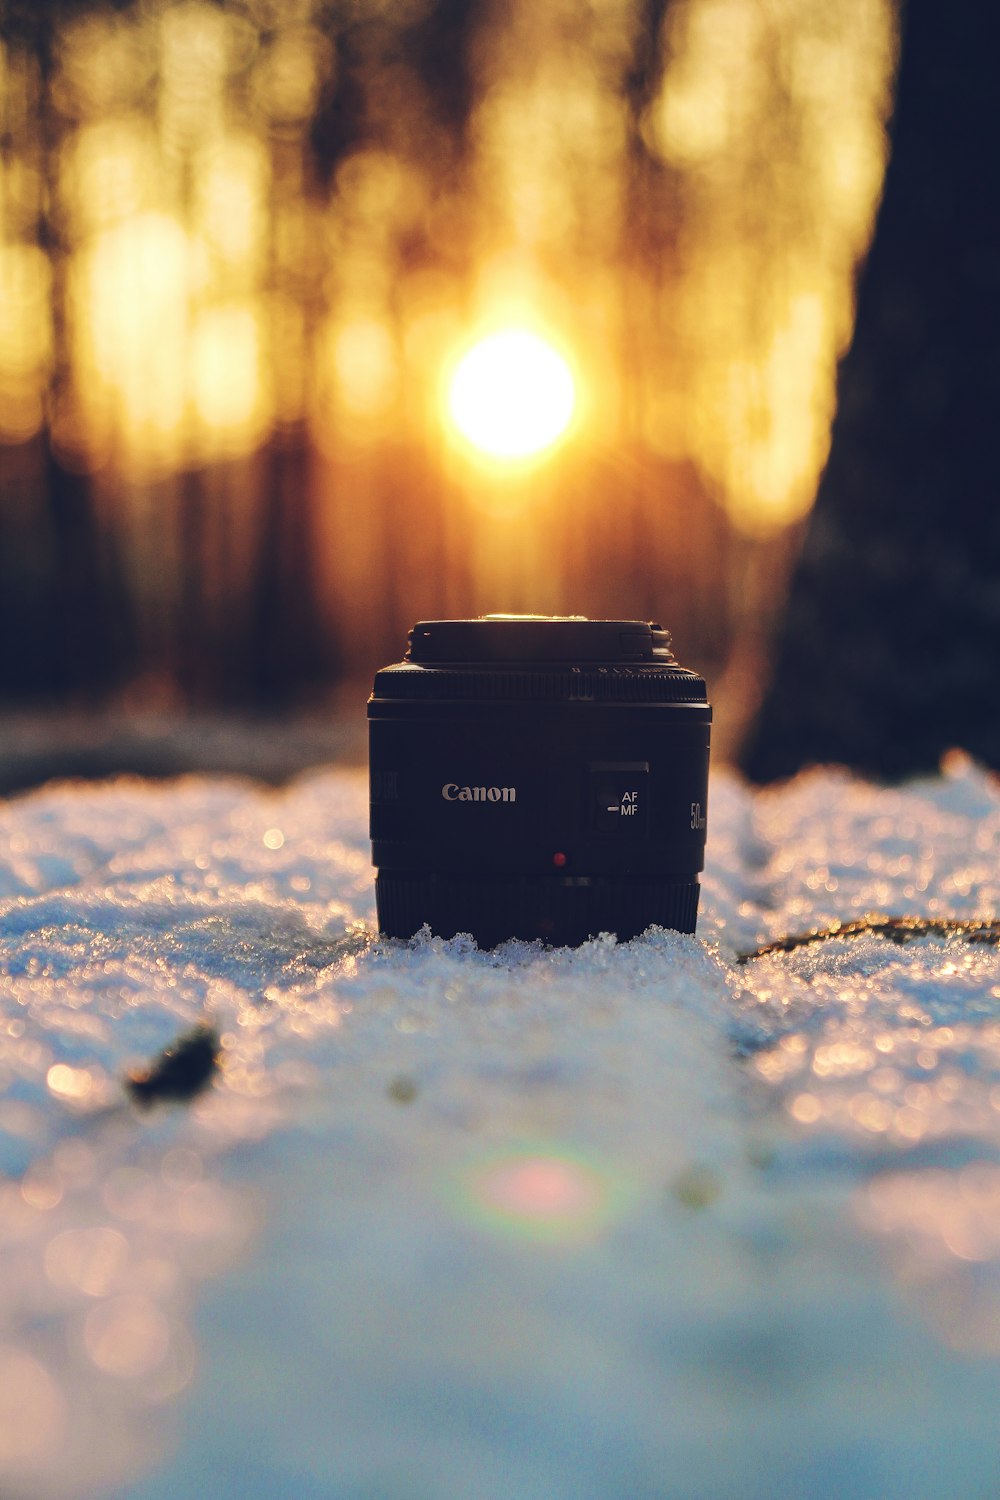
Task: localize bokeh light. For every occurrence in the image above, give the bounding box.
[0,0,898,697]
[0,1348,65,1467]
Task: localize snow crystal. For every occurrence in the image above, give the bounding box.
[1,754,1000,1498]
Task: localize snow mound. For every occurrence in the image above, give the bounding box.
[1,755,999,1499]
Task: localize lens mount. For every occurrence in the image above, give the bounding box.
[405,615,676,664]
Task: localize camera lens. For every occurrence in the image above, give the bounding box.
[368,615,711,948]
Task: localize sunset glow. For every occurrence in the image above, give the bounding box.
[0,0,899,688]
[446,330,576,461]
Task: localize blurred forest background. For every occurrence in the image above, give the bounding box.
[0,0,918,776]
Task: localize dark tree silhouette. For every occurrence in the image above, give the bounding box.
[740,0,1000,782]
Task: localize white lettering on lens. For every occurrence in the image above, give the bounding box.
[441,783,516,803]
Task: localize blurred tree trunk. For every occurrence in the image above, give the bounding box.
[248,435,337,707]
[740,0,1000,782]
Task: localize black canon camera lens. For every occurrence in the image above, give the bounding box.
[368,615,711,948]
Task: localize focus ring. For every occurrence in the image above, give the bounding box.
[374,666,707,704]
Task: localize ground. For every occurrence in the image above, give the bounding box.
[1,756,1000,1499]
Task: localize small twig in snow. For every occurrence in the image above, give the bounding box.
[736,915,1000,965]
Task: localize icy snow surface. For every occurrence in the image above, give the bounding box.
[3,759,1000,1498]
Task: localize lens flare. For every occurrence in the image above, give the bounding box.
[446,329,576,461]
[450,1144,629,1246]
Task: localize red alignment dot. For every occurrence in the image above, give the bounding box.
[552,852,567,868]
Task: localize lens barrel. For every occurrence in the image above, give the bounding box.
[368,616,711,948]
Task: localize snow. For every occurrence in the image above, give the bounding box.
[2,755,1000,1498]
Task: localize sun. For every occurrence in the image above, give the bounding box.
[446,328,577,461]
